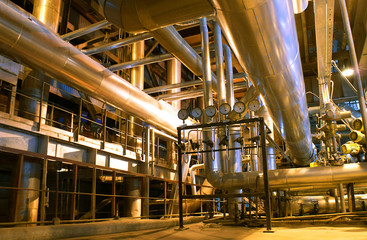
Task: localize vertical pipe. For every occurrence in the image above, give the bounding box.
[60,0,71,34]
[260,118,272,231]
[347,183,355,212]
[70,164,77,220]
[223,44,234,107]
[178,129,184,229]
[338,183,346,213]
[112,171,116,217]
[126,178,142,217]
[91,167,96,219]
[200,18,213,108]
[39,158,48,223]
[213,22,226,107]
[339,0,367,139]
[129,37,145,151]
[167,59,181,109]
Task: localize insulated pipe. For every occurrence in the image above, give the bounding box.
[33,0,61,32]
[0,1,181,135]
[98,0,214,33]
[213,22,226,107]
[150,26,218,91]
[223,44,234,107]
[258,105,276,170]
[212,0,314,166]
[167,59,181,109]
[207,163,367,191]
[200,18,213,108]
[292,0,308,14]
[339,0,367,140]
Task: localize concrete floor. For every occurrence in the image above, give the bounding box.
[64,222,367,240]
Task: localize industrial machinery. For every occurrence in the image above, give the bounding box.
[0,0,366,238]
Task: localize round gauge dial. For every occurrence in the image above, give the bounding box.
[352,118,363,131]
[191,107,203,119]
[219,103,231,115]
[178,109,189,120]
[205,105,217,117]
[233,101,246,114]
[248,99,260,111]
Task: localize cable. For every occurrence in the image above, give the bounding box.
[306,91,320,100]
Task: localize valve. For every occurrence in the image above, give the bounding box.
[341,141,361,155]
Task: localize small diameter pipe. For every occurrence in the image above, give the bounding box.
[339,0,367,140]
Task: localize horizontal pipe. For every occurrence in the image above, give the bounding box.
[61,19,112,41]
[0,1,181,135]
[157,81,247,101]
[99,0,214,33]
[109,53,175,72]
[207,163,367,191]
[82,33,152,55]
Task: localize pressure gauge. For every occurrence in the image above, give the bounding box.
[191,107,203,119]
[219,103,231,115]
[233,101,246,114]
[178,109,189,120]
[248,99,260,111]
[205,105,217,117]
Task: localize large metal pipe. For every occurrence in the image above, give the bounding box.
[212,0,314,166]
[208,163,367,191]
[167,59,181,109]
[292,0,309,14]
[200,18,213,108]
[0,1,181,135]
[258,105,276,171]
[213,22,226,107]
[98,0,214,33]
[150,26,218,91]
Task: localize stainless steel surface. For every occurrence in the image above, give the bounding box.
[258,105,276,170]
[200,18,213,108]
[223,44,234,108]
[125,178,142,217]
[129,38,145,141]
[212,0,314,166]
[339,0,367,142]
[167,59,181,109]
[33,0,61,32]
[338,183,346,213]
[0,2,181,135]
[109,53,174,72]
[156,81,247,102]
[144,80,202,94]
[314,0,334,109]
[99,0,214,33]
[292,0,308,14]
[16,160,41,223]
[150,26,218,91]
[213,21,226,108]
[207,163,367,190]
[61,20,112,41]
[82,33,152,55]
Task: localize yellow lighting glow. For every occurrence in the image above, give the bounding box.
[342,68,354,77]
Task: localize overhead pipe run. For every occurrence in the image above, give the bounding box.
[98,0,214,33]
[0,1,181,135]
[61,20,112,41]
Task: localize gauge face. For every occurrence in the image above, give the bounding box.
[191,107,202,119]
[233,101,246,114]
[248,99,260,111]
[219,103,231,115]
[205,105,217,117]
[178,109,189,120]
